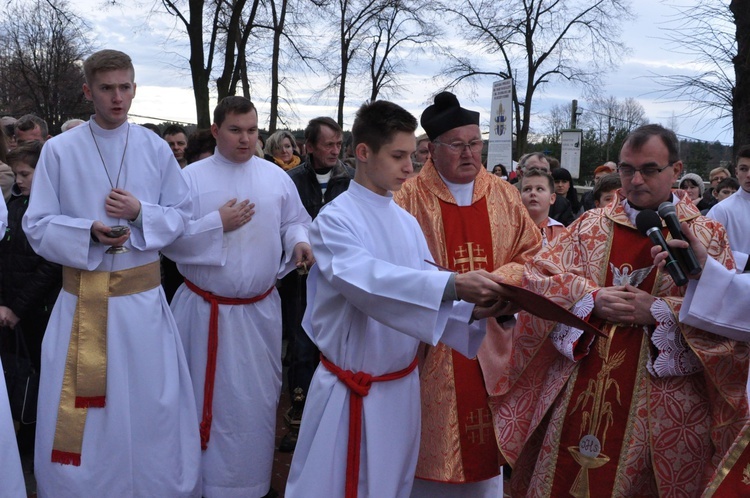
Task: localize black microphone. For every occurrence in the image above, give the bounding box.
[635,210,688,286]
[657,202,703,275]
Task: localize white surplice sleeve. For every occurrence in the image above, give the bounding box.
[309,207,484,357]
[160,166,225,266]
[23,141,106,270]
[680,256,750,340]
[707,200,749,273]
[127,147,192,252]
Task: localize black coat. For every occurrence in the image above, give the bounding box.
[287,158,355,219]
[280,156,354,392]
[0,193,62,365]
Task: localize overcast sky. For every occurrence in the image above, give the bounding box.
[67,0,733,145]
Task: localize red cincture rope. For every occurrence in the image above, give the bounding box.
[185,279,274,450]
[320,354,418,498]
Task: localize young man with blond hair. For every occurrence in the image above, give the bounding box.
[23,49,204,497]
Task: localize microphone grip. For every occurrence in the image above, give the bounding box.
[676,245,703,276]
[646,228,689,286]
[662,216,703,275]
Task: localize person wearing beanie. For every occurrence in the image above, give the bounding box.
[394,91,542,497]
[679,172,712,211]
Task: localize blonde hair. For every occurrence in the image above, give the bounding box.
[84,50,134,85]
[264,130,299,157]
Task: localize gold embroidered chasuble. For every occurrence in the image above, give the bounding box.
[704,421,750,497]
[393,160,542,483]
[489,191,749,497]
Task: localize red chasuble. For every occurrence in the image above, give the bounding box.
[438,198,500,481]
[548,224,658,497]
[705,425,750,497]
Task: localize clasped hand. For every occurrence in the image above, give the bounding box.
[593,285,655,325]
[455,270,520,321]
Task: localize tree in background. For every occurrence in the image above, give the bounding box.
[256,0,319,132]
[730,0,750,148]
[653,1,737,146]
[434,0,632,156]
[0,0,92,134]
[361,0,434,102]
[155,0,265,128]
[541,96,646,178]
[317,0,390,126]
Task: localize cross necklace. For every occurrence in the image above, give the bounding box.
[89,123,130,189]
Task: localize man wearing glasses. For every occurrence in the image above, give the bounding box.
[394,91,541,497]
[493,124,747,497]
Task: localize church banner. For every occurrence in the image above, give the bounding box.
[487,79,513,172]
[561,129,583,179]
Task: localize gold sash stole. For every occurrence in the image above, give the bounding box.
[52,261,161,465]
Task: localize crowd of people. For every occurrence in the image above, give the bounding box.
[0,48,749,498]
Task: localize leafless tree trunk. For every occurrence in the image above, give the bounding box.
[731,0,750,148]
[159,0,261,127]
[320,0,390,127]
[363,0,434,102]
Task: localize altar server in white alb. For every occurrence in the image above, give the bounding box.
[168,96,312,498]
[22,49,205,497]
[285,100,515,498]
[706,144,750,273]
[0,201,26,498]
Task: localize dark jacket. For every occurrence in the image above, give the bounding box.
[0,192,62,365]
[287,157,355,219]
[280,155,354,395]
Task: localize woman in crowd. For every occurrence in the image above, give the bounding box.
[551,167,582,217]
[264,130,302,170]
[492,163,508,180]
[680,173,713,211]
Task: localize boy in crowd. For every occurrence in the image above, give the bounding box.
[520,168,564,246]
[3,141,62,468]
[285,100,512,498]
[593,172,621,208]
[714,177,739,202]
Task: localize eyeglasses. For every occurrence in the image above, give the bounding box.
[617,163,673,179]
[434,139,483,154]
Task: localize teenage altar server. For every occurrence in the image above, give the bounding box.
[168,96,312,498]
[285,100,513,498]
[23,50,205,497]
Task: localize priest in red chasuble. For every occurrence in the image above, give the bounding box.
[394,92,542,497]
[490,124,748,497]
